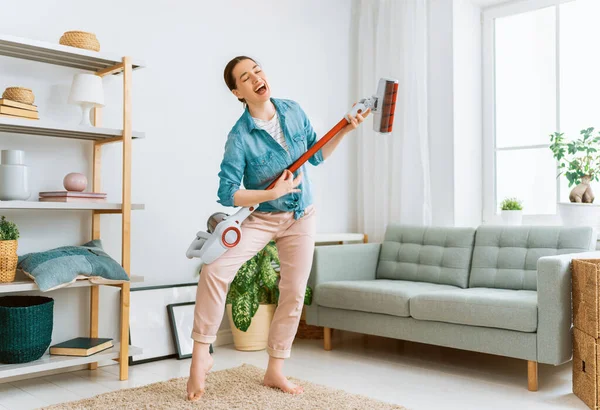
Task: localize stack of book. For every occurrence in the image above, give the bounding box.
[39,191,107,203]
[0,98,39,120]
[50,337,113,357]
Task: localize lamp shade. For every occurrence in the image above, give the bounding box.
[68,74,105,106]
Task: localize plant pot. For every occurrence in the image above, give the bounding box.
[226,303,275,351]
[501,210,523,226]
[0,240,18,283]
[558,202,600,227]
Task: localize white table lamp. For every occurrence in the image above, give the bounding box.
[68,74,105,126]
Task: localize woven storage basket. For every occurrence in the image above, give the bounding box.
[573,259,600,339]
[0,240,18,283]
[295,308,323,340]
[2,87,34,105]
[59,31,100,51]
[0,296,54,364]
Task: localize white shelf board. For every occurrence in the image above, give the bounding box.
[0,116,144,141]
[0,275,144,294]
[315,233,367,244]
[0,201,144,211]
[0,344,141,379]
[0,33,145,72]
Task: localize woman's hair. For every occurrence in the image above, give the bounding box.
[223,56,257,105]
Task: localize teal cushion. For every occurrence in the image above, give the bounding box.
[410,288,538,332]
[469,226,596,290]
[316,279,459,317]
[17,240,129,291]
[376,225,476,288]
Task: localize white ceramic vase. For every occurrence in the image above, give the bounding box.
[558,202,600,227]
[0,150,30,201]
[501,210,523,226]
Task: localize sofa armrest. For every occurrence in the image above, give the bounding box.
[537,250,600,365]
[305,243,381,325]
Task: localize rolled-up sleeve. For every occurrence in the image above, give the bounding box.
[300,107,324,166]
[217,134,245,207]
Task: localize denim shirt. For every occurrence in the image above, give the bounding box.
[216,98,325,219]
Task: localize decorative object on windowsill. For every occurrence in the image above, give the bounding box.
[499,197,523,226]
[2,87,34,105]
[59,31,100,51]
[218,240,313,351]
[550,128,600,227]
[0,150,30,201]
[17,239,129,292]
[68,73,104,126]
[0,216,19,284]
[0,295,54,364]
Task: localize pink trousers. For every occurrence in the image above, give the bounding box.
[192,205,316,359]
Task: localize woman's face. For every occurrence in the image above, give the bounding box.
[231,59,270,105]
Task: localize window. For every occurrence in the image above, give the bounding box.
[483,0,599,221]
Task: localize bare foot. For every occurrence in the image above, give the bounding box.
[186,352,213,401]
[263,371,304,395]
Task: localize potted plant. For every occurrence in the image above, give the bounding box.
[0,216,20,283]
[225,241,313,351]
[550,128,600,226]
[500,197,523,225]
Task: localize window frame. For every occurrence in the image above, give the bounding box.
[482,0,575,224]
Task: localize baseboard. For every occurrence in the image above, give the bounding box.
[214,329,233,347]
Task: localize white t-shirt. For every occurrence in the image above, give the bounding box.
[252,111,289,152]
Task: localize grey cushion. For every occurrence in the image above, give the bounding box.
[469,226,596,290]
[410,288,538,332]
[376,225,476,288]
[315,279,459,317]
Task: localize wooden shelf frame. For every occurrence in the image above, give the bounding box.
[0,35,143,382]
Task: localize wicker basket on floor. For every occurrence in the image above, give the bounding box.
[59,31,100,51]
[0,240,18,283]
[0,296,54,364]
[296,308,324,339]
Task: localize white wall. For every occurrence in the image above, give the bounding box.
[1,0,353,347]
[428,0,483,227]
[428,0,456,226]
[453,0,483,227]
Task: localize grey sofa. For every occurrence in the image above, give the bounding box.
[305,225,598,391]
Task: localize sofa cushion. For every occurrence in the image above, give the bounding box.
[315,279,459,317]
[469,226,596,291]
[376,225,476,288]
[410,288,538,332]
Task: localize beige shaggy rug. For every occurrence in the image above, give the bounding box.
[41,363,405,410]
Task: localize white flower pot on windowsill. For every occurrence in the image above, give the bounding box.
[558,202,600,227]
[501,210,523,226]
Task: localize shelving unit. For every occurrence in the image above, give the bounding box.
[0,33,146,381]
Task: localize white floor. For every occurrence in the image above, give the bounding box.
[0,332,588,410]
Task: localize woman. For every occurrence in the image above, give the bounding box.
[187,56,370,401]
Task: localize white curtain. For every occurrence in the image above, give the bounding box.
[353,0,432,242]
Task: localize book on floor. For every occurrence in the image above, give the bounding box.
[0,105,39,119]
[50,337,113,357]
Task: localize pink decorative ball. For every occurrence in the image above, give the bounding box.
[63,172,88,192]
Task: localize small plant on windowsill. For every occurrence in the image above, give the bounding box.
[0,216,20,283]
[549,127,600,203]
[500,197,523,226]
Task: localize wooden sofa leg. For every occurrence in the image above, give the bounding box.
[324,327,332,351]
[527,360,538,391]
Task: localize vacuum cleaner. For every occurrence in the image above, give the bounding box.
[186,77,398,264]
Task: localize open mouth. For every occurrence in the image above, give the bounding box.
[254,83,267,95]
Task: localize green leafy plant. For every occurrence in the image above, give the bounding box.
[225,241,313,332]
[500,197,523,211]
[0,216,19,241]
[550,127,600,187]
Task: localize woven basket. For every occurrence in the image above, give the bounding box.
[2,87,34,105]
[0,240,18,283]
[59,31,100,52]
[295,308,324,339]
[0,296,54,364]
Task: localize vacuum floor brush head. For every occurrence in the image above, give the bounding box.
[373,78,398,134]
